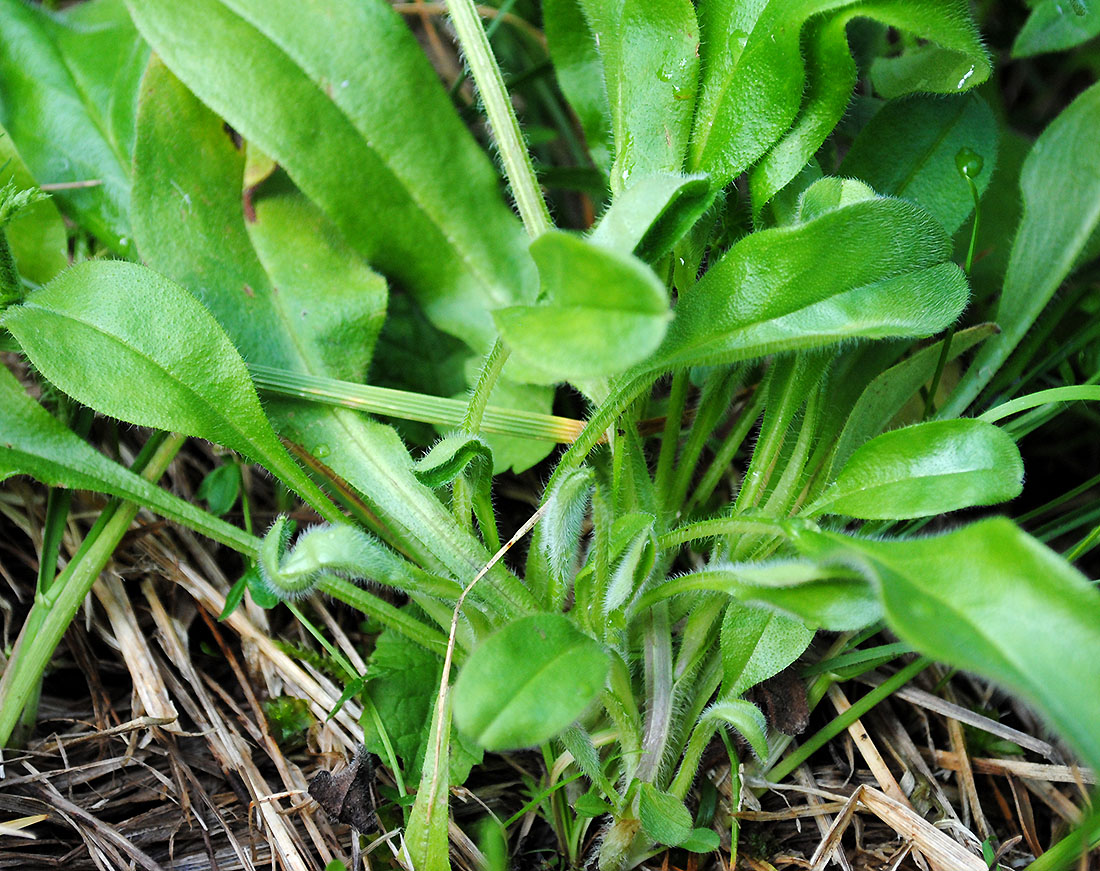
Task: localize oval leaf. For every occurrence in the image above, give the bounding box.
[811,419,1023,520]
[1,260,337,518]
[453,614,609,751]
[494,231,671,383]
[638,782,693,847]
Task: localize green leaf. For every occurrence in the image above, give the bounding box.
[701,698,769,759]
[945,81,1100,416]
[494,231,672,383]
[589,173,713,263]
[363,623,481,785]
[795,177,876,223]
[1,260,340,521]
[541,466,596,582]
[126,0,535,354]
[414,434,493,491]
[574,792,613,818]
[647,197,968,373]
[830,324,997,476]
[638,783,693,847]
[638,561,881,631]
[543,0,612,174]
[803,520,1100,772]
[453,614,609,750]
[721,600,813,697]
[197,462,241,517]
[0,362,255,553]
[840,94,998,235]
[0,127,67,285]
[1013,0,1100,57]
[132,61,531,610]
[576,0,699,191]
[810,420,1023,520]
[681,827,721,853]
[689,0,988,189]
[0,0,142,253]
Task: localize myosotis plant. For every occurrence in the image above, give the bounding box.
[1,0,1100,869]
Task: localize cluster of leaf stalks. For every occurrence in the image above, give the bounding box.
[2,0,1100,869]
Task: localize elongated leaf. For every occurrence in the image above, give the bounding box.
[589,172,713,263]
[810,420,1023,520]
[0,363,254,552]
[453,614,609,750]
[576,0,699,191]
[494,231,671,383]
[647,197,968,373]
[543,0,612,173]
[131,61,534,612]
[945,81,1100,417]
[1014,0,1100,57]
[0,127,67,285]
[840,94,998,235]
[638,783,692,846]
[801,520,1100,771]
[638,562,881,631]
[1,260,338,519]
[0,0,141,252]
[721,600,813,697]
[689,0,988,188]
[126,0,535,353]
[831,324,996,475]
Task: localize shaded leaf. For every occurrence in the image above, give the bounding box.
[945,81,1100,415]
[0,0,142,252]
[840,94,998,235]
[721,600,813,696]
[0,127,67,285]
[1014,0,1100,57]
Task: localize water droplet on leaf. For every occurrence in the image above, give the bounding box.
[956,147,984,180]
[314,444,331,459]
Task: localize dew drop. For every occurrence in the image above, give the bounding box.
[657,65,673,82]
[314,444,331,459]
[955,146,984,180]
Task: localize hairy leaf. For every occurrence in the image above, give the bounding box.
[453,614,609,750]
[810,420,1023,520]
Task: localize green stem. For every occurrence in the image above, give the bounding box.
[0,432,185,747]
[653,371,689,511]
[1024,798,1100,871]
[765,657,931,784]
[444,0,551,237]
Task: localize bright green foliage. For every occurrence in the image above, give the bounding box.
[575,0,699,191]
[810,419,1023,520]
[0,129,66,286]
[453,614,609,750]
[495,231,672,383]
[0,364,253,552]
[947,81,1100,415]
[0,0,142,253]
[840,93,998,234]
[649,196,968,371]
[638,783,692,846]
[125,0,534,353]
[798,520,1100,773]
[2,2,1099,867]
[2,260,340,520]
